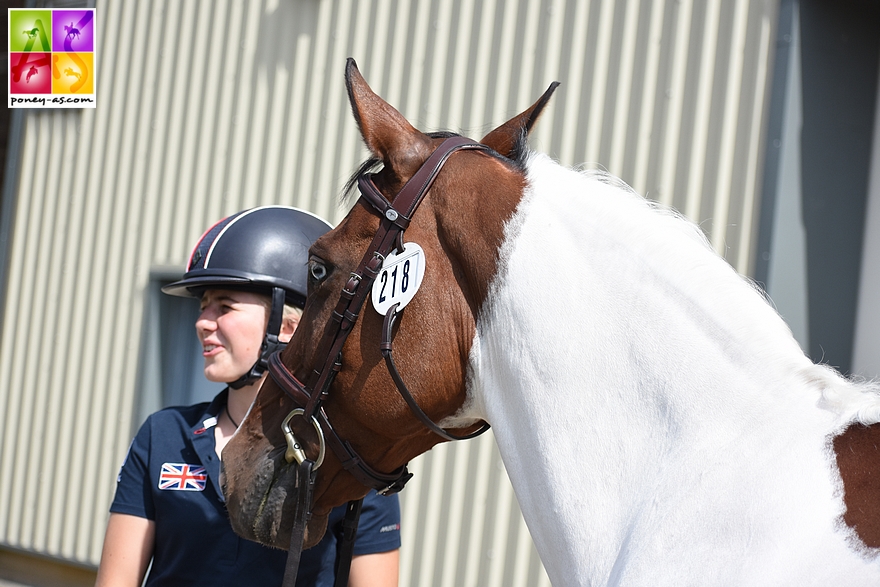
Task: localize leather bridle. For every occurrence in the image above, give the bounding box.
[269,136,492,586]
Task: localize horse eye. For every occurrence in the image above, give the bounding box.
[309,260,328,281]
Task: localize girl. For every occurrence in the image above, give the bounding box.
[96,206,400,587]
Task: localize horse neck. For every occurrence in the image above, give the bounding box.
[468,154,848,583]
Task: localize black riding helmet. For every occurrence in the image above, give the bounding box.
[162,205,332,388]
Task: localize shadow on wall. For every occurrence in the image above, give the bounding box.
[799,0,880,374]
[255,0,320,94]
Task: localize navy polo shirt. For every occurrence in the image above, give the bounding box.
[296,491,401,587]
[110,389,401,587]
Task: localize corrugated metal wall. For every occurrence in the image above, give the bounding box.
[0,0,777,584]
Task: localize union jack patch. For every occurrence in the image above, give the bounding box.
[158,462,207,491]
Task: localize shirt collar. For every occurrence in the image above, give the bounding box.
[192,388,229,436]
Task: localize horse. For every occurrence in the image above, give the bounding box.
[222,59,880,585]
[64,23,80,41]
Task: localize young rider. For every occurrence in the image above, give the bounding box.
[95,206,400,587]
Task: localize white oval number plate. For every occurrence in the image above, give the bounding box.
[371,242,426,315]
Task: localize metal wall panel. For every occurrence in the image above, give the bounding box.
[0,0,777,583]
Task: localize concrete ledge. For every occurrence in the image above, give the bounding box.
[0,547,96,587]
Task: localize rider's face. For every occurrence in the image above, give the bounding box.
[195,289,268,383]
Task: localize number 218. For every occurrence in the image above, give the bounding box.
[378,259,410,303]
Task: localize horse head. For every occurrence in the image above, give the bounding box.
[222,59,557,549]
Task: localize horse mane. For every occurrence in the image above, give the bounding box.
[526,152,880,429]
[341,157,382,203]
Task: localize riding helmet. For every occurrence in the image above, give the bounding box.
[162,205,332,388]
[162,205,332,307]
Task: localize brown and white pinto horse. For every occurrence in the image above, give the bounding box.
[223,60,880,585]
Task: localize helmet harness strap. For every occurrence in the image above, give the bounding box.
[228,286,288,389]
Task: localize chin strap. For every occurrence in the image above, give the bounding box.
[228,286,288,389]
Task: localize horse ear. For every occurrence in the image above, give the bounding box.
[480,81,560,158]
[345,58,433,173]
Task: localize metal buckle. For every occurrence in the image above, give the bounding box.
[281,408,326,468]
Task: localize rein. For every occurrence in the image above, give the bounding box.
[270,136,492,586]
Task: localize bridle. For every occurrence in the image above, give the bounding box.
[268,136,492,586]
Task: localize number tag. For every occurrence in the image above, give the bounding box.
[371,242,426,315]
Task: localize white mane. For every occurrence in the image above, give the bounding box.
[529,153,880,428]
[462,151,880,586]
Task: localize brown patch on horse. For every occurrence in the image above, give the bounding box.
[834,422,880,548]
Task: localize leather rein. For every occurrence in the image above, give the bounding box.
[269,136,492,586]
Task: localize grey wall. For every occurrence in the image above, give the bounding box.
[0,1,779,584]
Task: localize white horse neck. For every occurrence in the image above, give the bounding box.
[465,153,880,586]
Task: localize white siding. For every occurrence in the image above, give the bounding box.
[0,0,777,583]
